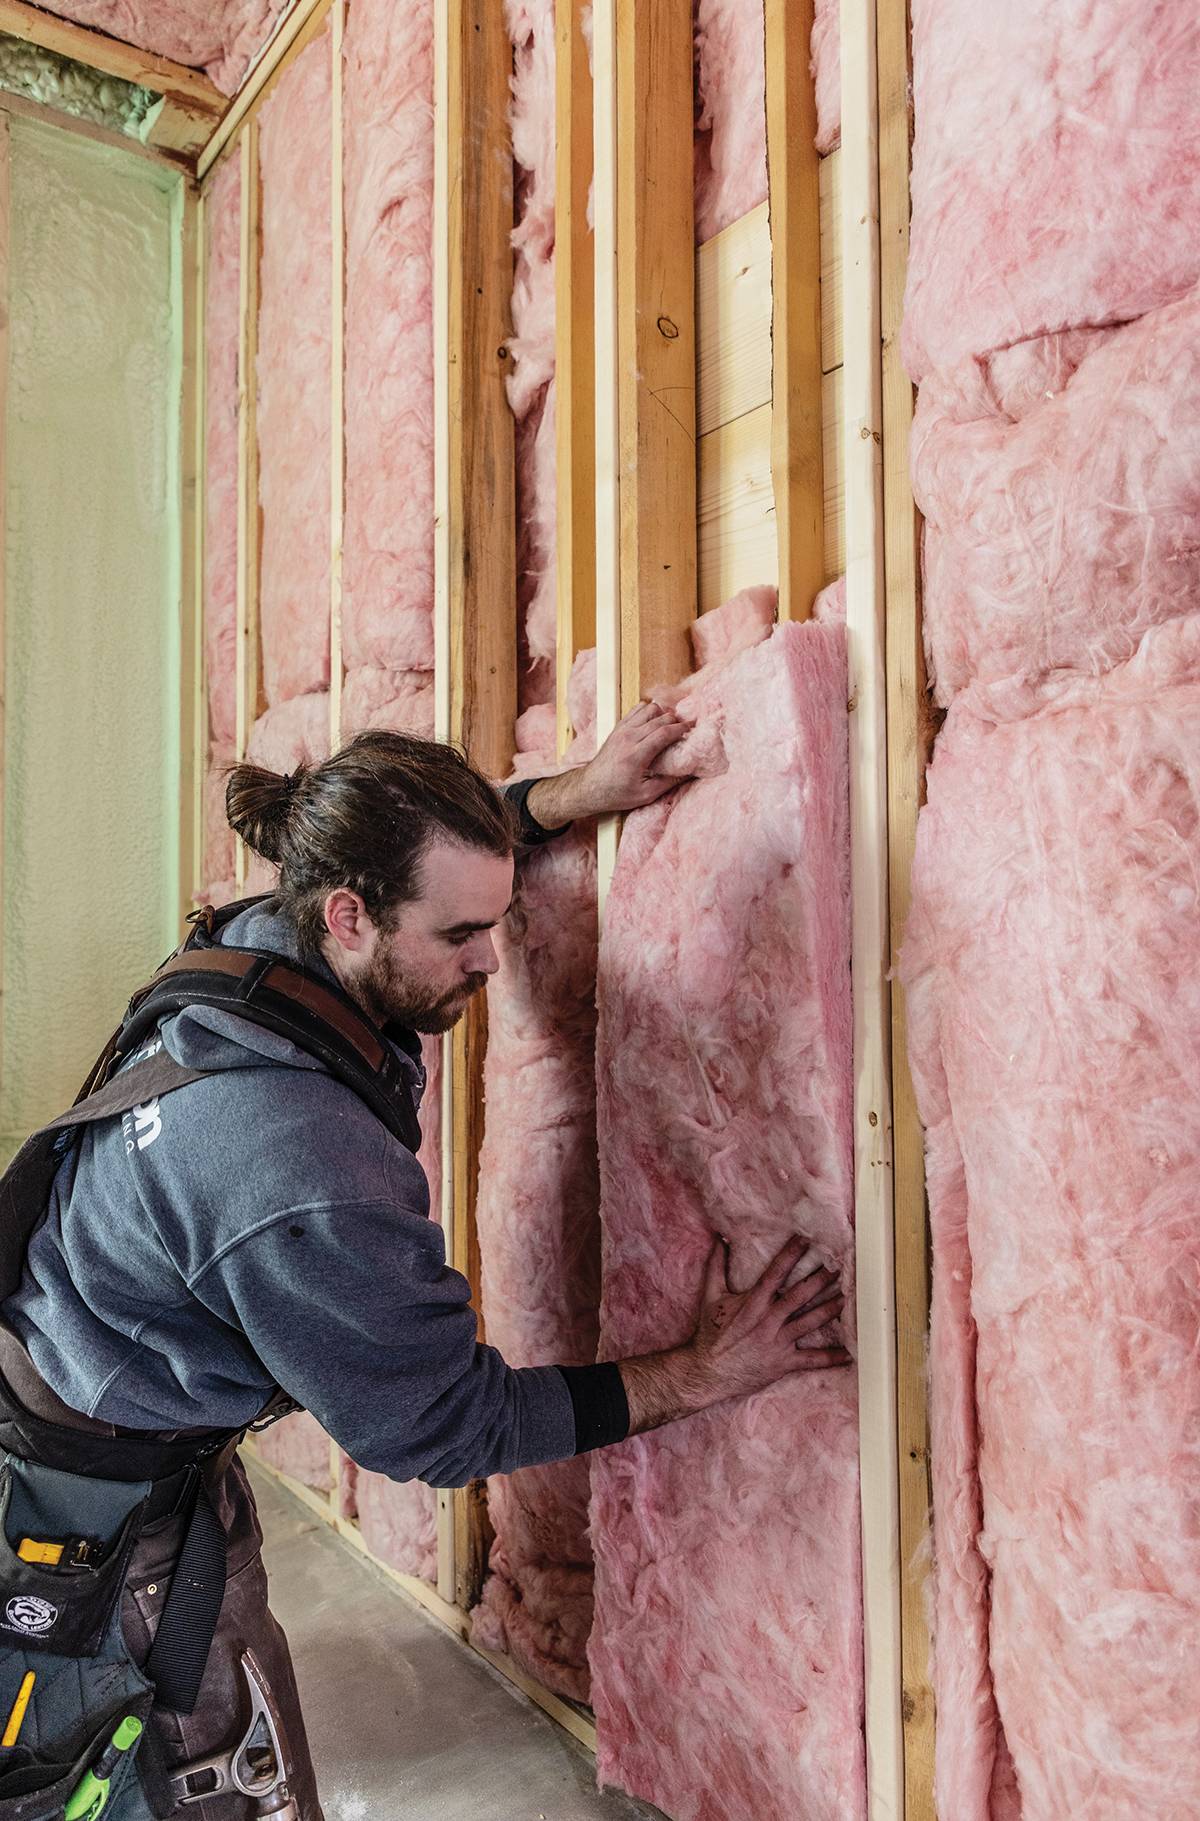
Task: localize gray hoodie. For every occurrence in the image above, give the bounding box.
[2,901,604,1488]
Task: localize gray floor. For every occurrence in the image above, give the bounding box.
[251,1463,660,1821]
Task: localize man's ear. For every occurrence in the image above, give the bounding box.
[324,888,373,951]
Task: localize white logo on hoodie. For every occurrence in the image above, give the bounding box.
[123,1039,165,1154]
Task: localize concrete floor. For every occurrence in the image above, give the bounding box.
[250,1463,661,1821]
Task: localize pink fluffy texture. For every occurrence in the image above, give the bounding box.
[352,1469,437,1581]
[589,622,864,1820]
[256,31,332,706]
[902,618,1200,1820]
[38,0,288,92]
[256,1412,333,1493]
[342,0,435,676]
[203,746,235,888]
[650,584,776,778]
[913,287,1200,708]
[204,156,240,751]
[694,0,768,242]
[470,830,601,1700]
[903,0,1200,380]
[340,666,434,739]
[811,0,840,153]
[504,2,559,699]
[246,693,331,774]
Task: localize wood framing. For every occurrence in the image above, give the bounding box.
[841,0,905,1812]
[877,0,935,1812]
[179,178,204,921]
[328,0,345,756]
[591,0,620,908]
[695,203,772,437]
[554,0,595,755]
[432,0,516,1612]
[197,0,334,181]
[0,0,223,159]
[234,120,261,892]
[615,0,696,709]
[765,0,824,624]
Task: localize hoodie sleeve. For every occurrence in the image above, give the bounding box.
[189,1171,581,1488]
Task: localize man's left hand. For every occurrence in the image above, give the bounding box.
[526,702,694,828]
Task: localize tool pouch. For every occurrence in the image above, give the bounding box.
[0,1458,155,1819]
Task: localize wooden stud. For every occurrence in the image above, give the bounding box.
[197,0,335,181]
[615,0,696,710]
[765,0,824,624]
[0,0,223,159]
[432,0,516,1613]
[820,149,844,373]
[841,0,905,1812]
[591,0,620,912]
[179,178,205,922]
[877,0,936,1812]
[234,122,262,893]
[329,0,345,756]
[554,0,596,756]
[0,88,187,170]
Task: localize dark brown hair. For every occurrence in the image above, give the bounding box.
[225,731,517,951]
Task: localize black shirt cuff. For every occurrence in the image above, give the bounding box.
[556,1363,631,1455]
[502,777,569,848]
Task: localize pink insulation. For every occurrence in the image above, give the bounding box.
[811,0,840,153]
[203,156,240,753]
[903,0,1200,380]
[340,667,434,739]
[256,1412,333,1494]
[471,654,600,1694]
[470,833,601,1699]
[203,747,235,890]
[902,618,1200,1821]
[504,0,558,703]
[39,0,289,93]
[256,29,332,707]
[246,693,331,775]
[913,287,1200,708]
[352,1470,437,1581]
[589,619,863,1820]
[341,0,436,679]
[694,0,768,242]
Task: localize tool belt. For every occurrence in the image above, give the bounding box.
[0,897,421,1816]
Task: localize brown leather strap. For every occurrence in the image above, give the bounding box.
[150,950,386,1071]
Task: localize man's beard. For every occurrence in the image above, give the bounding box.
[357,943,488,1034]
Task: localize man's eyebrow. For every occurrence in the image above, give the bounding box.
[440,899,514,936]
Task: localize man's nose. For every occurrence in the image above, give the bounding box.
[467,932,500,976]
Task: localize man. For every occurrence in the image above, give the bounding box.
[0,708,848,1818]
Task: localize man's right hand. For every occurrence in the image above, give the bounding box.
[617,1234,851,1438]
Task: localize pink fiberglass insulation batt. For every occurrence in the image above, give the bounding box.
[913,285,1200,709]
[256,28,332,707]
[590,620,864,1821]
[257,1412,333,1493]
[471,654,600,1693]
[340,666,434,740]
[341,0,435,679]
[904,0,1200,380]
[204,155,240,751]
[902,617,1200,1821]
[203,748,235,890]
[470,838,600,1698]
[504,0,557,695]
[811,0,840,153]
[694,0,767,243]
[37,0,289,92]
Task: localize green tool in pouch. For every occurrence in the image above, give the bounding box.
[64,1718,143,1820]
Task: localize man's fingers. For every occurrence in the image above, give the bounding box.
[775,1265,838,1318]
[751,1234,809,1307]
[634,717,690,760]
[783,1294,844,1338]
[789,1346,853,1372]
[703,1237,731,1302]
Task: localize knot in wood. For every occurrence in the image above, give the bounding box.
[656,314,680,340]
